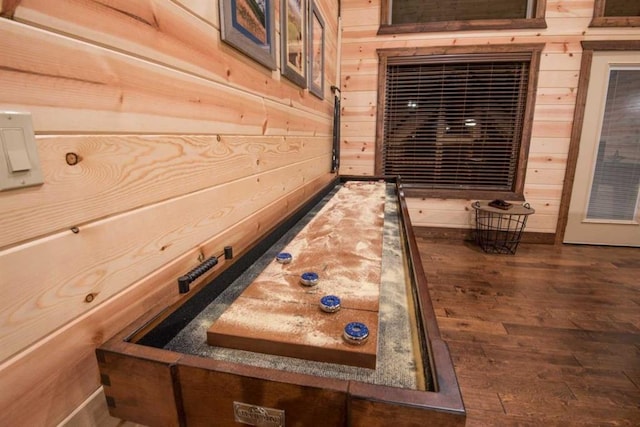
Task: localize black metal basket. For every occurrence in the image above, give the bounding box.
[472,201,533,254]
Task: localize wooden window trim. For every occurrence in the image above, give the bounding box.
[590,0,640,27]
[556,40,640,243]
[375,44,544,200]
[378,0,547,34]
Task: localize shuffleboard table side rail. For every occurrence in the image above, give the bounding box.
[396,176,465,411]
[343,177,465,425]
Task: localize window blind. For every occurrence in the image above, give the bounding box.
[382,56,530,190]
[587,69,640,221]
[391,0,535,24]
[603,0,640,17]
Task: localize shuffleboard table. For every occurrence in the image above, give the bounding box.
[96,176,466,427]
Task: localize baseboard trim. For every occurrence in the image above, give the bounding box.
[58,387,142,427]
[413,226,556,245]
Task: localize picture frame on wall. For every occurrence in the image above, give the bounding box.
[308,0,325,98]
[281,0,307,87]
[220,0,277,70]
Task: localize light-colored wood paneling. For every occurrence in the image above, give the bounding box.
[0,135,330,249]
[0,155,331,361]
[339,0,640,234]
[536,88,578,105]
[527,153,570,170]
[341,59,379,75]
[538,70,580,88]
[341,91,378,112]
[540,52,582,70]
[0,0,340,423]
[528,138,571,154]
[58,387,143,427]
[14,0,315,109]
[1,19,330,135]
[533,104,577,122]
[341,120,376,137]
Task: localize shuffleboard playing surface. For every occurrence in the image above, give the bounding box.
[207,181,386,368]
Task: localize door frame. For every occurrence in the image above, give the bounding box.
[556,40,640,244]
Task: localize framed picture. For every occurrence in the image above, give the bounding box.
[281,0,307,87]
[308,1,325,98]
[220,0,277,70]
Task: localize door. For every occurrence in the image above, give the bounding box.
[564,52,640,246]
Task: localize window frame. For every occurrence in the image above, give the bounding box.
[378,0,547,35]
[556,40,640,243]
[590,0,640,27]
[375,44,544,200]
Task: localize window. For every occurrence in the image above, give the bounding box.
[587,67,640,221]
[379,0,546,34]
[591,0,640,27]
[376,45,543,199]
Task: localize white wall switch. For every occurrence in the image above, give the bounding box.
[0,112,44,191]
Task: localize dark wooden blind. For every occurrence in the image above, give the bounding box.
[391,0,535,24]
[382,54,531,190]
[603,0,640,17]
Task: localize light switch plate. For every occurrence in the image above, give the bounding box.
[0,112,44,191]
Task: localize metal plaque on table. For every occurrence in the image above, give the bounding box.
[233,401,285,427]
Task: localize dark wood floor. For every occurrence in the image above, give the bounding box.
[416,236,640,427]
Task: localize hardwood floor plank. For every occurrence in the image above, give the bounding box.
[503,323,640,345]
[417,236,640,426]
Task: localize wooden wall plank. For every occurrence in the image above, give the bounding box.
[0,135,331,249]
[528,138,571,154]
[342,120,376,137]
[173,0,219,27]
[531,121,574,139]
[341,145,375,164]
[538,70,581,88]
[341,90,378,108]
[533,104,576,122]
[536,88,578,105]
[527,153,570,170]
[14,0,323,110]
[526,167,567,185]
[341,105,377,119]
[546,0,594,18]
[540,52,582,71]
[59,387,143,427]
[341,59,378,76]
[0,20,330,134]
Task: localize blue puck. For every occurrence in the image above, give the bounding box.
[275,252,293,264]
[343,322,369,344]
[320,295,341,313]
[300,272,319,286]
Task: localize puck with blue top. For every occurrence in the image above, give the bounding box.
[275,252,293,264]
[300,272,319,287]
[343,322,369,345]
[319,295,341,313]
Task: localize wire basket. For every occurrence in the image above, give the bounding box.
[472,201,534,254]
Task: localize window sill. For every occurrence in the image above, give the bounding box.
[378,18,547,35]
[590,17,640,27]
[402,186,525,202]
